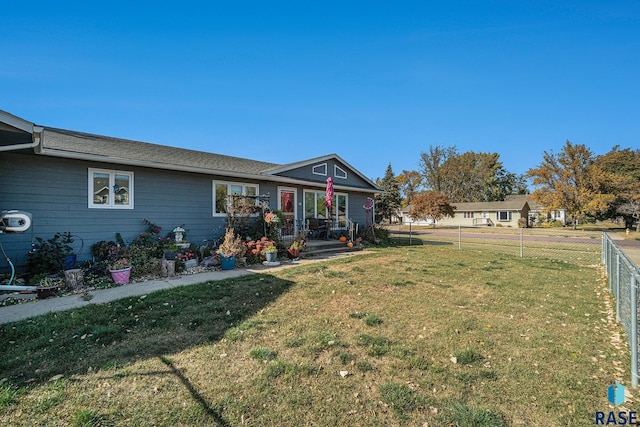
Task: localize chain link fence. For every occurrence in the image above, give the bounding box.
[395,225,602,265]
[602,233,640,388]
[393,225,640,388]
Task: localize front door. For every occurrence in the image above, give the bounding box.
[278,188,297,237]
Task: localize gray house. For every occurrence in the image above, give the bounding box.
[0,110,379,271]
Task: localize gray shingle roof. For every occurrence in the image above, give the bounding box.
[42,127,280,175]
[453,195,529,211]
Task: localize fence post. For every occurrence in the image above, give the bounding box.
[409,222,412,245]
[616,252,621,322]
[608,238,613,291]
[631,273,638,388]
[519,229,523,258]
[458,226,461,250]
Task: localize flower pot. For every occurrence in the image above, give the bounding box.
[63,254,77,270]
[220,254,236,270]
[163,250,177,260]
[287,249,300,259]
[265,252,278,262]
[36,285,60,299]
[109,267,131,284]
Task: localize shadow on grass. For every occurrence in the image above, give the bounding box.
[0,273,294,392]
[420,240,453,246]
[389,237,425,246]
[159,356,231,427]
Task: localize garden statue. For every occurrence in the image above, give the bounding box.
[172,226,185,243]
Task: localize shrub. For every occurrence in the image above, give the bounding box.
[26,232,74,278]
[244,237,278,264]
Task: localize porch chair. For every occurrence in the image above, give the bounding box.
[306,218,329,240]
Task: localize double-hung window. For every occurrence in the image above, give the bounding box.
[213,181,259,216]
[89,168,133,209]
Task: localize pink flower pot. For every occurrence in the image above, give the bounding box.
[109,267,131,284]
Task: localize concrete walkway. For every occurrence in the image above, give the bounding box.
[0,259,318,325]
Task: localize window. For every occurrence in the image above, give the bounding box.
[213,181,259,216]
[89,168,133,209]
[463,212,474,218]
[334,165,347,179]
[312,163,327,176]
[304,190,348,225]
[497,211,512,221]
[304,191,328,219]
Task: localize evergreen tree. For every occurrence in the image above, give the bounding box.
[375,164,402,223]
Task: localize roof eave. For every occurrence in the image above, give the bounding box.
[35,147,378,193]
[263,153,380,190]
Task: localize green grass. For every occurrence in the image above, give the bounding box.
[249,346,277,361]
[0,245,630,426]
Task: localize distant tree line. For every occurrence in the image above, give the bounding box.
[526,141,640,230]
[374,142,640,230]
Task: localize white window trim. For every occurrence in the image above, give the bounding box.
[212,180,260,217]
[88,168,134,209]
[303,189,348,224]
[278,187,297,214]
[497,211,512,221]
[334,165,347,179]
[312,163,327,176]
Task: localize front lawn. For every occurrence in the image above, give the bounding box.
[0,246,630,426]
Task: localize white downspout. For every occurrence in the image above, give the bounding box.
[0,126,43,152]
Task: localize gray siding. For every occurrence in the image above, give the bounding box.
[1,152,237,270]
[274,158,374,190]
[344,192,372,228]
[1,152,375,272]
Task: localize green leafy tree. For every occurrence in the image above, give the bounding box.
[526,140,615,228]
[375,164,402,223]
[409,191,456,228]
[420,145,521,202]
[396,170,423,206]
[594,146,640,230]
[419,145,457,193]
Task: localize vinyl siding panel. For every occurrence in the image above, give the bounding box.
[274,159,374,190]
[1,152,225,270]
[1,151,376,272]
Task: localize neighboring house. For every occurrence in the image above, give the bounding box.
[438,195,530,228]
[522,195,567,226]
[399,205,435,226]
[0,110,379,271]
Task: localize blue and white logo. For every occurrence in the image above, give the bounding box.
[608,382,625,407]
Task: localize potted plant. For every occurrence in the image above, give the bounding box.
[287,237,306,260]
[216,228,247,270]
[177,246,198,269]
[36,276,62,299]
[63,234,83,270]
[264,244,278,262]
[108,257,131,284]
[162,238,180,260]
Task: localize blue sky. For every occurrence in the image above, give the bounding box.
[2,1,638,183]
